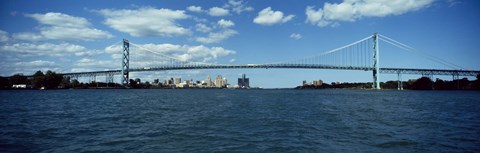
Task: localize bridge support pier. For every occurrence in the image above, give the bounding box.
[397,72,403,90]
[106,73,114,87]
[121,39,130,86]
[89,74,96,83]
[372,33,381,89]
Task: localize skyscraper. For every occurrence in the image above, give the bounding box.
[205,75,213,87]
[215,75,223,88]
[238,74,249,88]
[174,78,181,85]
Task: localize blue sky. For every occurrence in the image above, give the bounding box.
[0,0,479,88]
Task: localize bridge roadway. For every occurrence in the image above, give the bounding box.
[57,64,480,77]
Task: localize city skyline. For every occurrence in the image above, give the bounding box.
[1,0,479,88]
[130,74,251,89]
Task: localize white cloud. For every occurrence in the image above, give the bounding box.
[103,44,124,59]
[196,29,238,44]
[253,7,295,26]
[0,30,9,42]
[187,5,203,13]
[217,19,235,28]
[195,23,212,33]
[12,33,43,41]
[0,60,62,75]
[111,53,123,59]
[27,12,89,27]
[306,0,434,27]
[74,58,116,68]
[229,58,236,63]
[226,0,254,14]
[195,19,237,43]
[25,12,113,41]
[70,58,119,73]
[40,26,112,41]
[127,43,236,68]
[15,60,57,67]
[98,7,190,37]
[290,33,302,40]
[0,42,100,57]
[208,7,230,16]
[104,43,236,64]
[447,0,461,7]
[104,44,123,54]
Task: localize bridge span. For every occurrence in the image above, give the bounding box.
[19,33,480,89]
[59,64,480,78]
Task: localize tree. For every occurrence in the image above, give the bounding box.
[129,79,138,88]
[31,70,45,89]
[458,78,470,90]
[71,79,80,88]
[9,74,28,85]
[60,76,71,89]
[44,70,63,89]
[412,77,433,90]
[473,74,480,90]
[434,78,446,90]
[381,81,398,89]
[0,76,10,89]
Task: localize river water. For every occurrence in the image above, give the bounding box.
[1,89,479,152]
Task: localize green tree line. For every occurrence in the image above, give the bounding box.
[0,70,64,89]
[297,74,480,90]
[0,70,122,89]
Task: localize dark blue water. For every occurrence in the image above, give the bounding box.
[1,89,479,152]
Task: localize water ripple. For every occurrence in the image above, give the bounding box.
[1,89,479,152]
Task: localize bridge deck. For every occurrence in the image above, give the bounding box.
[55,64,480,77]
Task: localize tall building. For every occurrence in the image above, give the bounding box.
[223,78,227,87]
[164,78,174,86]
[238,74,249,88]
[174,78,181,85]
[313,80,323,86]
[205,75,213,87]
[215,75,223,88]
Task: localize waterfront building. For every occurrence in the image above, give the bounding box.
[152,79,161,86]
[12,84,27,88]
[215,75,223,87]
[237,74,250,88]
[163,78,174,86]
[313,80,323,86]
[174,78,181,85]
[214,75,228,88]
[205,75,213,87]
[176,82,187,88]
[223,78,227,87]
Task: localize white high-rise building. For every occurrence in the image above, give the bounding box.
[215,75,223,87]
[174,78,181,85]
[205,75,213,87]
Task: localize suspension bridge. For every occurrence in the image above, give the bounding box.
[58,33,479,89]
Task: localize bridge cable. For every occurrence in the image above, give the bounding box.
[379,34,464,69]
[378,37,463,70]
[379,37,454,69]
[268,35,373,65]
[128,42,216,67]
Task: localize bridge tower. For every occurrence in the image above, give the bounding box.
[121,39,130,86]
[372,33,380,89]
